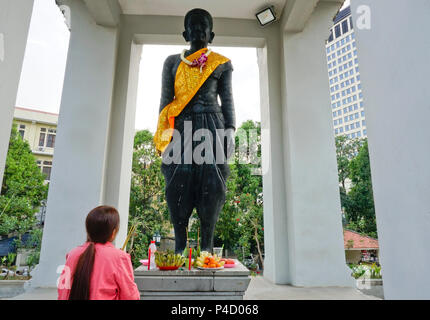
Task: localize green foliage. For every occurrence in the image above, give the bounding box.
[370,263,382,279]
[127,130,171,267]
[214,121,264,268]
[348,263,382,279]
[129,122,265,269]
[343,140,377,238]
[25,228,43,270]
[348,263,367,279]
[335,135,363,192]
[0,125,47,236]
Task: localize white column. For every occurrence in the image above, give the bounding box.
[257,28,290,284]
[280,1,352,286]
[0,0,34,185]
[351,0,430,299]
[103,24,142,248]
[32,0,119,287]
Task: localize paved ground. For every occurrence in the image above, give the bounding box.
[243,276,381,300]
[6,276,381,300]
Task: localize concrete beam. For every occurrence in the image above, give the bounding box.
[281,0,344,32]
[281,0,319,32]
[83,0,122,27]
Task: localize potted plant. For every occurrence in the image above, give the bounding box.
[0,253,29,299]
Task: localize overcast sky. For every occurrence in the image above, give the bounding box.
[16,0,261,134]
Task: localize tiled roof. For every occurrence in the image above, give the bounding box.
[15,106,59,116]
[344,229,379,249]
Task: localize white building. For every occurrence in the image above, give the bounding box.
[326,6,367,139]
[1,0,430,300]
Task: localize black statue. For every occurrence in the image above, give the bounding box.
[155,8,235,254]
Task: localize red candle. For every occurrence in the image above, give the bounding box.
[189,248,192,270]
[148,247,151,271]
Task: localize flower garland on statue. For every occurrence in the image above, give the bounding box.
[181,48,212,73]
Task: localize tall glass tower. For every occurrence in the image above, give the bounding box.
[326,6,367,139]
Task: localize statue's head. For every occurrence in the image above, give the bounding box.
[183,8,215,45]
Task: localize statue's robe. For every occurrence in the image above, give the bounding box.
[154,48,235,252]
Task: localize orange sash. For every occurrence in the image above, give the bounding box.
[153,48,230,154]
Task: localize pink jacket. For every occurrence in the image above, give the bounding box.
[57,242,140,300]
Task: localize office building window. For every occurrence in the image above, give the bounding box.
[339,127,344,133]
[355,113,359,119]
[361,111,365,117]
[354,103,358,110]
[337,110,342,116]
[345,125,350,131]
[356,121,361,128]
[335,128,339,134]
[334,120,338,126]
[362,120,366,126]
[328,30,334,42]
[363,129,367,135]
[360,102,364,108]
[350,123,355,129]
[342,20,349,34]
[351,132,356,138]
[335,24,341,38]
[339,118,343,124]
[357,131,362,137]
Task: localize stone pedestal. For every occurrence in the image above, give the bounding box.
[134,260,251,300]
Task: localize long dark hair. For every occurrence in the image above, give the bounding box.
[69,206,120,300]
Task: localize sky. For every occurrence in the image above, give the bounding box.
[16,1,261,134]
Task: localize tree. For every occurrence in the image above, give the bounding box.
[335,135,363,191]
[214,121,264,268]
[344,139,377,238]
[0,125,48,237]
[127,130,171,267]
